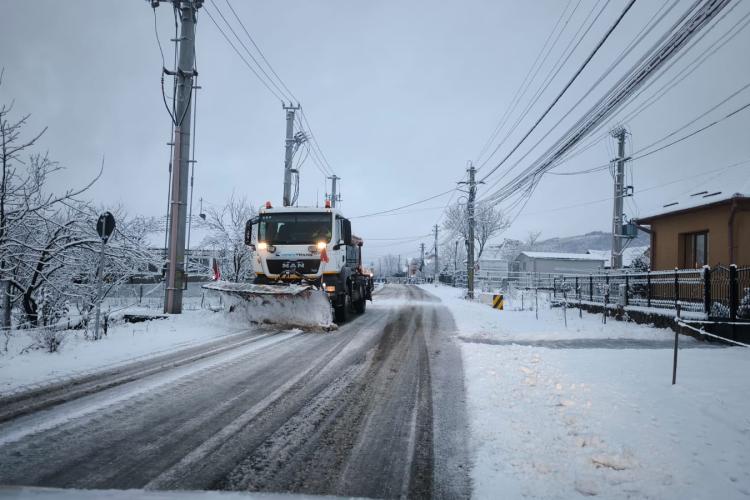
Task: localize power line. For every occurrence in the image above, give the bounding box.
[350,189,456,219]
[207,0,291,102]
[633,99,750,160]
[478,0,610,171]
[516,157,750,217]
[203,2,338,179]
[202,4,285,102]
[474,0,577,164]
[223,0,299,103]
[480,0,732,205]
[553,0,748,165]
[478,0,638,183]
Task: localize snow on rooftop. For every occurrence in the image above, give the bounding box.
[519,251,606,261]
[636,170,750,221]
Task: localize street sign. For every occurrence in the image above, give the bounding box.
[96,212,116,243]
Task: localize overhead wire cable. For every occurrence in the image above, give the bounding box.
[350,189,457,219]
[207,0,292,102]
[478,0,611,171]
[203,4,285,103]
[223,0,299,103]
[479,0,729,205]
[478,0,638,183]
[474,0,576,164]
[557,0,747,161]
[476,0,586,169]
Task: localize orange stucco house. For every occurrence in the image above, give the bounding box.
[635,192,749,270]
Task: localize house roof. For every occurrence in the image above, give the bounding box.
[635,192,748,223]
[518,251,606,262]
[636,166,750,224]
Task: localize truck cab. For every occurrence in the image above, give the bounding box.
[245,202,372,322]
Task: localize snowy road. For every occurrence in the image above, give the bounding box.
[0,285,470,499]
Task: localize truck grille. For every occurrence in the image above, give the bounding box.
[267,259,321,275]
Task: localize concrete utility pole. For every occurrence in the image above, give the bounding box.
[460,163,478,299]
[420,243,426,277]
[433,224,439,280]
[283,103,301,207]
[454,239,459,283]
[327,175,341,207]
[158,0,200,314]
[611,127,627,270]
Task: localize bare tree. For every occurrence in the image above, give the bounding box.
[525,231,542,250]
[443,201,508,261]
[200,194,256,282]
[379,254,400,277]
[440,239,466,274]
[0,83,157,339]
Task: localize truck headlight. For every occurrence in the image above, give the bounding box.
[316,241,327,251]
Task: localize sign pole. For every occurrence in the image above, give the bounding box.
[93,212,116,340]
[93,238,106,340]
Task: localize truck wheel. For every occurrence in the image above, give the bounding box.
[354,289,366,314]
[334,296,349,323]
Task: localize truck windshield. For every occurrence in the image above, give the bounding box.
[258,213,333,245]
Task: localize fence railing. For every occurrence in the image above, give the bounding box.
[535,265,748,320]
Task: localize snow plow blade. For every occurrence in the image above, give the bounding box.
[202,281,334,330]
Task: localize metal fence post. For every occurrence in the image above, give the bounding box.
[589,275,593,302]
[647,272,651,308]
[730,264,738,322]
[624,274,630,307]
[703,266,711,316]
[674,267,679,311]
[673,304,681,385]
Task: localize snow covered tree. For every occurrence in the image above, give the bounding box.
[379,254,401,277]
[200,194,256,282]
[443,201,508,261]
[525,231,542,250]
[440,239,466,275]
[0,83,160,335]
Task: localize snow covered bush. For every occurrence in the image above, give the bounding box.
[28,326,66,353]
[710,301,730,318]
[739,287,750,319]
[0,83,161,334]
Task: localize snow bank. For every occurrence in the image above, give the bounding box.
[0,308,251,394]
[425,284,750,499]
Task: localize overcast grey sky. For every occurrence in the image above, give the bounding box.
[1,0,749,262]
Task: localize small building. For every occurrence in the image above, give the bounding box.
[514,251,606,274]
[477,257,509,279]
[635,192,749,270]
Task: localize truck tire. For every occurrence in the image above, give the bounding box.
[334,295,349,324]
[354,287,366,314]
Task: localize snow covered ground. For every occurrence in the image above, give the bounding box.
[0,308,254,394]
[424,284,750,499]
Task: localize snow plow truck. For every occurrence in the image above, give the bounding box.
[204,201,373,327]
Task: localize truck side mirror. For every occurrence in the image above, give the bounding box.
[342,219,352,245]
[245,217,258,248]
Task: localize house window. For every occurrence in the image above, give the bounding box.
[681,231,708,268]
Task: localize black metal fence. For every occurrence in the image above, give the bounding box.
[542,265,750,320]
